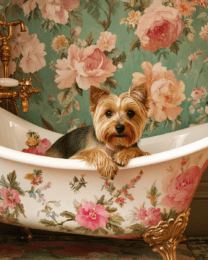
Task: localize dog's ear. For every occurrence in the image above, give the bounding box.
[89,85,110,113]
[129,82,149,110]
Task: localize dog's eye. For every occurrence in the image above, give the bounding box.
[105,110,112,118]
[127,110,135,118]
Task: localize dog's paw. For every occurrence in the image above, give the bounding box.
[114,149,151,167]
[113,152,130,167]
[142,151,151,156]
[97,160,118,180]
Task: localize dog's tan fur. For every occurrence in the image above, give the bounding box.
[45,83,150,179]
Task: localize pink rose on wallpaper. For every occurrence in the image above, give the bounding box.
[75,201,109,230]
[135,5,185,52]
[191,87,205,101]
[10,42,22,60]
[36,0,80,25]
[1,187,21,209]
[55,44,116,90]
[10,26,46,74]
[97,31,117,52]
[13,26,31,47]
[36,138,51,154]
[161,166,203,212]
[136,207,162,226]
[20,35,46,73]
[132,61,186,122]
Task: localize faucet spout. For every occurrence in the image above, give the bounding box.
[13,20,26,32]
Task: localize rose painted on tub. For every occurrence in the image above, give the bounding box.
[22,147,44,156]
[55,44,116,90]
[23,134,51,156]
[75,201,109,230]
[135,5,185,52]
[132,61,186,122]
[0,205,6,213]
[161,165,203,212]
[1,187,21,210]
[136,207,162,227]
[36,138,51,154]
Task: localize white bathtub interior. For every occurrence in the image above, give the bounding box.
[0,107,208,170]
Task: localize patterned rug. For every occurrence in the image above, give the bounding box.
[186,238,208,260]
[0,235,207,260]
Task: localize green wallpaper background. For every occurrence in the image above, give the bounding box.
[0,0,208,137]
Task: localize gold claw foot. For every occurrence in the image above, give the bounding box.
[142,208,190,260]
[18,227,33,242]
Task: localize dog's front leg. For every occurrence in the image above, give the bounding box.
[114,147,150,167]
[71,148,118,180]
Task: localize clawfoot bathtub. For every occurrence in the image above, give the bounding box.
[0,107,208,260]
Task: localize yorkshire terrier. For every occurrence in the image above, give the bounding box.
[45,83,150,179]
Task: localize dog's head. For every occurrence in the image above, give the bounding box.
[89,84,149,148]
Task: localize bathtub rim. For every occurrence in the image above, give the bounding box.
[1,133,208,171]
[1,107,208,171]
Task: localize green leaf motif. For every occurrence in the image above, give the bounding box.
[39,219,57,227]
[109,212,125,225]
[130,38,141,52]
[16,203,26,218]
[97,195,105,205]
[170,40,182,55]
[80,0,102,21]
[104,77,120,89]
[127,223,147,235]
[106,222,125,236]
[161,208,181,221]
[112,51,127,65]
[0,175,10,188]
[106,206,118,213]
[86,32,94,46]
[60,211,76,220]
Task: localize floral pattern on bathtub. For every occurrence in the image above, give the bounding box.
[1,155,207,237]
[0,171,26,225]
[22,130,51,155]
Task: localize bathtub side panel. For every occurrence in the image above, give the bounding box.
[0,148,208,238]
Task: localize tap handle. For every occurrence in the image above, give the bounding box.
[0,78,19,87]
[19,78,32,87]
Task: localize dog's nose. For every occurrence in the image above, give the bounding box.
[115,124,125,134]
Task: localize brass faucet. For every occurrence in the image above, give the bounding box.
[0,78,40,113]
[0,20,40,115]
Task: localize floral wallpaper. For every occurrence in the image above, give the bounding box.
[0,0,208,136]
